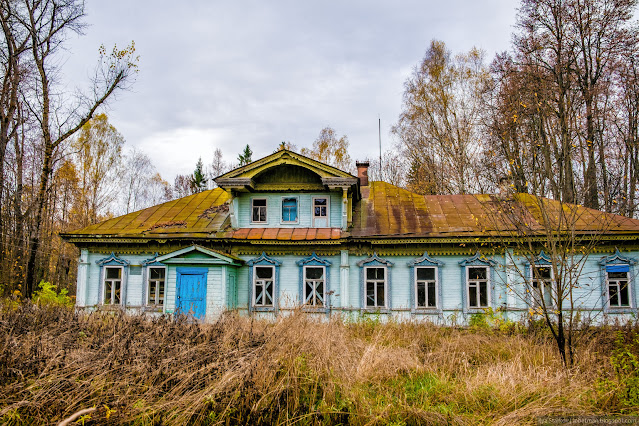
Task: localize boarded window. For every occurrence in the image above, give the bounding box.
[282,198,298,222]
[303,266,325,307]
[254,266,274,307]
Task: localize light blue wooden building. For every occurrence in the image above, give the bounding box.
[62,150,639,323]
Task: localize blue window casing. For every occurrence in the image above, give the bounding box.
[297,253,332,313]
[142,253,166,311]
[281,197,299,223]
[408,252,444,315]
[459,252,496,314]
[521,251,554,311]
[599,249,637,313]
[357,253,394,313]
[96,252,130,307]
[247,252,281,313]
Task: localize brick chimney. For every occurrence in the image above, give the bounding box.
[356,161,369,186]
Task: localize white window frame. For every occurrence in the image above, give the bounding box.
[251,198,268,223]
[253,265,275,307]
[280,196,299,224]
[607,269,631,308]
[147,266,166,306]
[415,266,438,309]
[466,266,490,309]
[530,265,554,310]
[303,265,326,307]
[103,265,124,305]
[312,196,330,227]
[364,266,387,309]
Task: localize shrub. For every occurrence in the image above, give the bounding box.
[31,281,74,308]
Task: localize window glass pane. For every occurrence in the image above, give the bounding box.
[609,271,628,280]
[479,282,488,306]
[427,282,437,307]
[256,267,273,279]
[366,268,375,279]
[469,284,477,307]
[149,282,156,303]
[158,284,164,305]
[417,283,426,307]
[620,282,630,306]
[376,281,385,306]
[315,198,327,206]
[305,267,324,280]
[150,267,164,280]
[366,282,375,306]
[105,282,112,304]
[264,282,273,305]
[114,282,121,304]
[366,267,384,280]
[609,284,619,306]
[255,284,263,305]
[106,267,121,279]
[469,267,486,280]
[534,267,551,280]
[253,199,266,206]
[417,267,435,281]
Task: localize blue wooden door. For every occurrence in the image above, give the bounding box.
[176,268,207,319]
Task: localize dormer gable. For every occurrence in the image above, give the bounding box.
[214,150,358,193]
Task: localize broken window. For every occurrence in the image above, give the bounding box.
[365,267,386,308]
[148,267,165,306]
[416,267,437,308]
[531,266,553,310]
[104,266,122,305]
[303,266,325,307]
[251,198,267,223]
[467,266,489,308]
[253,266,274,307]
[607,268,630,308]
[313,198,327,218]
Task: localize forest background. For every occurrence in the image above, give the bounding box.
[2,0,639,298]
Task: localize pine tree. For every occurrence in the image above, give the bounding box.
[189,157,207,193]
[237,145,253,166]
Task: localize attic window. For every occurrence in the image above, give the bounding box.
[282,197,298,222]
[252,198,267,223]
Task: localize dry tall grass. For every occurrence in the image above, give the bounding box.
[0,303,637,425]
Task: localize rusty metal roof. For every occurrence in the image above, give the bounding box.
[224,228,342,241]
[65,188,231,238]
[63,182,639,242]
[351,182,639,238]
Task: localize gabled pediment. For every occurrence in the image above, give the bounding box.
[156,245,242,266]
[214,150,357,192]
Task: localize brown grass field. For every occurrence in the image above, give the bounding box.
[1,301,638,425]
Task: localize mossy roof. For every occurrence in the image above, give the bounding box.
[62,182,639,242]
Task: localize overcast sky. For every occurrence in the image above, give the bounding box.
[63,0,518,180]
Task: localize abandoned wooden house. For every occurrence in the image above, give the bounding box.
[62,150,639,323]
